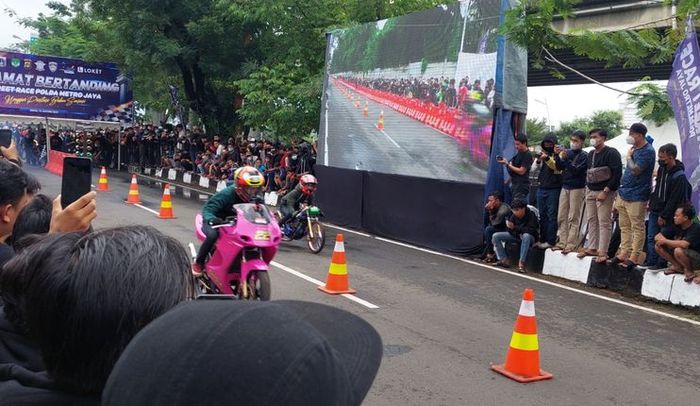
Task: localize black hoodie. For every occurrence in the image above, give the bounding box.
[537,134,563,189]
[649,160,691,221]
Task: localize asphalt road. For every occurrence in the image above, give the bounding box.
[322,80,487,183]
[28,167,700,406]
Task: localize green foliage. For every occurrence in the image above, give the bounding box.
[628,79,675,127]
[556,110,624,140]
[525,117,549,146]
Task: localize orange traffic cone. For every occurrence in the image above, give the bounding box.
[363,101,369,116]
[157,184,176,219]
[125,174,142,204]
[376,111,385,130]
[491,289,553,383]
[318,234,356,295]
[97,166,109,191]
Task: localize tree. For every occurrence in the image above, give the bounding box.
[556,110,624,141]
[500,0,694,124]
[525,117,549,146]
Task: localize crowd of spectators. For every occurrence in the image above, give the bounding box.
[0,140,380,405]
[486,123,700,284]
[344,75,495,111]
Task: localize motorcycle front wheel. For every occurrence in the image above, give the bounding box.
[244,271,271,301]
[307,221,325,254]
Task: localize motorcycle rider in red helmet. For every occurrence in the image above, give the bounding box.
[278,174,317,238]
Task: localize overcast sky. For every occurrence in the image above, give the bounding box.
[0,0,69,49]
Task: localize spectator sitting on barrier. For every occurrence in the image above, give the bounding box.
[611,123,655,269]
[642,144,691,271]
[481,191,511,263]
[0,226,195,403]
[553,130,588,254]
[492,199,539,273]
[654,204,700,283]
[579,129,622,263]
[497,133,533,202]
[534,134,563,250]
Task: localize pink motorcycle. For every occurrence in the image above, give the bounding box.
[191,201,281,300]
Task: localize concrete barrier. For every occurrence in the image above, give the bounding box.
[542,251,592,284]
[641,271,675,302]
[669,277,700,307]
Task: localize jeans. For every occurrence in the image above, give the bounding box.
[536,188,561,245]
[195,222,219,265]
[511,183,529,203]
[483,225,504,255]
[492,232,536,263]
[645,211,664,266]
[278,205,294,226]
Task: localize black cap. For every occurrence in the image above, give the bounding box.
[102,300,383,406]
[629,122,648,136]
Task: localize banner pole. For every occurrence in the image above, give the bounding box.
[45,116,50,167]
[118,128,122,172]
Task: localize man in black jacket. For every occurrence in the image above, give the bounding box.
[491,199,539,273]
[553,130,588,253]
[534,134,563,249]
[482,191,511,262]
[580,129,623,263]
[642,144,691,270]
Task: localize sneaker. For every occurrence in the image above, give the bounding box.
[537,242,553,249]
[282,235,292,242]
[636,264,651,270]
[192,262,204,277]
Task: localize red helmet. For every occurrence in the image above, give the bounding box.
[234,166,264,202]
[300,174,317,195]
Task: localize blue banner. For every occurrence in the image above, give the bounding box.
[668,17,700,210]
[0,51,133,123]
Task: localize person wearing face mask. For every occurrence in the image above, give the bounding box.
[610,123,655,269]
[533,134,563,249]
[551,130,588,254]
[642,143,692,271]
[579,128,623,263]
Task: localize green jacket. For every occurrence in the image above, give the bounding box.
[202,186,245,223]
[280,184,313,211]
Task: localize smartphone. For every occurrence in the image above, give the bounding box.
[0,129,12,148]
[496,155,503,160]
[61,157,92,209]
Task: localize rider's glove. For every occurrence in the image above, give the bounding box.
[208,217,223,226]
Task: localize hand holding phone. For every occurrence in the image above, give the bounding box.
[50,191,97,233]
[61,157,93,209]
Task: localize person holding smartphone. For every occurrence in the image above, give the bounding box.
[496,133,533,202]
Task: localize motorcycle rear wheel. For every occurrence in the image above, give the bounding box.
[307,221,325,254]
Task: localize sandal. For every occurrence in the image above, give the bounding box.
[595,256,609,264]
[684,273,696,283]
[561,249,571,255]
[551,246,563,252]
[617,260,637,270]
[577,250,597,259]
[693,275,700,285]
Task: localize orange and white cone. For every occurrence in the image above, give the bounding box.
[376,111,385,131]
[318,234,356,295]
[491,289,553,383]
[97,166,109,191]
[157,184,176,219]
[125,174,142,204]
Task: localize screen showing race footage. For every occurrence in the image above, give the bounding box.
[318,0,500,183]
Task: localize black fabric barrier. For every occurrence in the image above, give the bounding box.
[361,171,484,253]
[315,165,364,229]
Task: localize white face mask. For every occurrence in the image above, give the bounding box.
[590,138,600,147]
[626,136,635,145]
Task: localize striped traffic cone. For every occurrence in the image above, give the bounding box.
[125,174,142,204]
[97,166,109,191]
[376,111,385,131]
[491,289,553,383]
[318,234,356,295]
[157,184,176,219]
